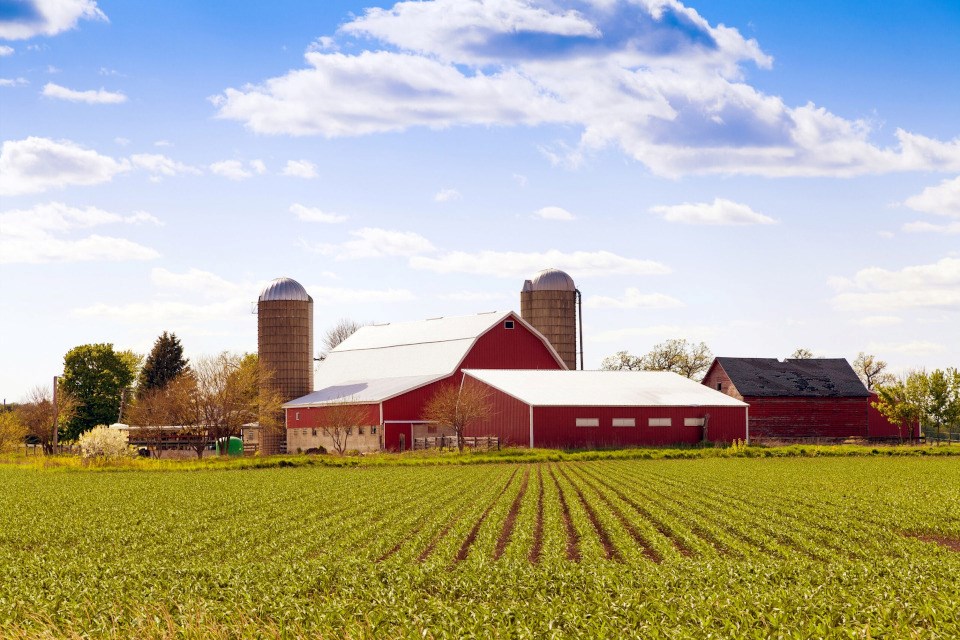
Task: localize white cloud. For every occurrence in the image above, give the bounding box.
[42,82,126,104]
[903,176,960,218]
[0,77,29,87]
[306,227,436,260]
[73,299,246,323]
[650,198,775,225]
[438,291,508,302]
[832,257,960,312]
[153,140,172,147]
[534,206,575,221]
[513,173,528,187]
[0,136,129,195]
[434,188,461,202]
[591,323,720,343]
[130,153,200,179]
[585,288,683,309]
[902,221,960,235]
[250,159,267,174]
[411,249,670,278]
[865,341,944,357]
[0,201,159,264]
[290,203,347,223]
[282,159,317,178]
[209,160,251,180]
[213,0,960,178]
[0,0,107,40]
[113,137,130,146]
[854,315,903,327]
[151,267,246,299]
[0,46,14,56]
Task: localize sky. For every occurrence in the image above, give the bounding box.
[1,0,958,402]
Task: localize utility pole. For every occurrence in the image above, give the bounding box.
[52,375,59,454]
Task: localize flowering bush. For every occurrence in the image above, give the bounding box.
[77,425,134,460]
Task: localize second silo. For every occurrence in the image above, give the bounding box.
[520,268,580,370]
[257,277,313,455]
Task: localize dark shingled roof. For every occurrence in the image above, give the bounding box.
[715,357,869,398]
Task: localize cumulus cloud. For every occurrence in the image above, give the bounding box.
[434,188,461,202]
[150,267,246,299]
[130,153,200,180]
[534,206,575,221]
[0,201,159,264]
[0,0,107,40]
[42,82,126,104]
[585,288,683,309]
[650,197,775,225]
[591,323,719,343]
[307,286,416,304]
[832,257,960,312]
[0,136,129,195]
[305,227,436,260]
[0,77,29,87]
[902,220,960,235]
[411,249,669,278]
[212,0,960,178]
[0,46,14,56]
[282,159,317,178]
[209,159,266,180]
[290,203,347,223]
[903,176,960,216]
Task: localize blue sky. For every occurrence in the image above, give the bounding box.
[1,0,958,401]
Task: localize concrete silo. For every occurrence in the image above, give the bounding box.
[520,268,582,370]
[257,277,313,455]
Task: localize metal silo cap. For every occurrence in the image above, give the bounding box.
[258,277,312,302]
[529,268,576,291]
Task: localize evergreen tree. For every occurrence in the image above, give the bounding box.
[138,332,189,395]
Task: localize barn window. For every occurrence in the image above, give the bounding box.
[358,427,365,435]
[311,428,317,437]
[295,411,300,421]
[427,425,437,434]
[612,418,635,428]
[504,320,515,329]
[684,418,705,427]
[575,418,599,427]
[347,427,353,435]
[371,426,377,435]
[648,418,671,427]
[716,382,722,391]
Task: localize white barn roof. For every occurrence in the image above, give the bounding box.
[463,370,748,407]
[288,312,564,407]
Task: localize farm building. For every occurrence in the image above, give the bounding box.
[702,357,918,441]
[283,310,567,452]
[461,369,748,448]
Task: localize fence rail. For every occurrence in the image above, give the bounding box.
[412,435,500,452]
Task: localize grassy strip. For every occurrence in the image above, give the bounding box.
[3,441,959,473]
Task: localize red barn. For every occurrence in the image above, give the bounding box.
[283,311,566,452]
[462,369,748,448]
[702,357,916,441]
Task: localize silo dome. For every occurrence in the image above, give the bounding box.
[529,268,576,292]
[259,277,312,302]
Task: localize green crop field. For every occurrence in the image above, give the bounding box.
[1,456,958,638]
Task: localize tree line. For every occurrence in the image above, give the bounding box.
[1,332,282,457]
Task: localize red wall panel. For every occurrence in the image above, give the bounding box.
[461,313,566,371]
[286,403,380,430]
[746,397,868,439]
[701,362,743,400]
[867,393,922,440]
[462,378,531,447]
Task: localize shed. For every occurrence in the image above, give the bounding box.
[702,357,886,440]
[462,369,748,448]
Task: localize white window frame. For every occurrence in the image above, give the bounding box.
[648,418,671,427]
[504,320,515,329]
[575,418,599,427]
[684,418,705,427]
[612,418,636,428]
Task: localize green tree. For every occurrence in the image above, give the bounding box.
[138,332,189,395]
[926,368,960,443]
[61,344,137,440]
[0,411,28,453]
[602,339,713,380]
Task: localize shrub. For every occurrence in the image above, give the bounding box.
[77,425,134,460]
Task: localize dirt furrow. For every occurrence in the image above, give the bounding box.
[549,465,580,562]
[528,466,544,565]
[453,469,519,563]
[494,468,530,560]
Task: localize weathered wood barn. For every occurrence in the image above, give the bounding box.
[702,357,917,441]
[462,369,748,448]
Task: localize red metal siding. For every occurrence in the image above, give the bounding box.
[461,313,566,371]
[867,393,922,440]
[462,377,531,447]
[531,406,747,448]
[383,423,413,451]
[746,396,868,440]
[286,403,380,430]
